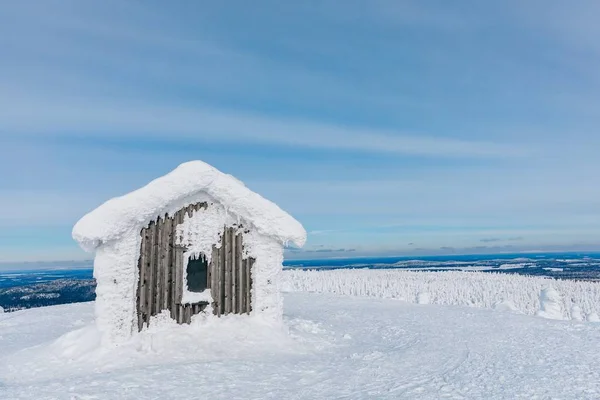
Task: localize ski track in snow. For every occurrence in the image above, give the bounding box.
[1,294,600,399]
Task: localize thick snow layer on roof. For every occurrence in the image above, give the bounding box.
[73,161,306,252]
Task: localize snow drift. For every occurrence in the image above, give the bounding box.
[282,269,600,321]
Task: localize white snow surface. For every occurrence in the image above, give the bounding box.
[72,160,306,251]
[282,269,600,321]
[1,295,600,399]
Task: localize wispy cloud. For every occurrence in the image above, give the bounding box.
[0,0,531,159]
[480,236,524,243]
[0,95,525,158]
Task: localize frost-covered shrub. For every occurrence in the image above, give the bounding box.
[282,269,600,321]
[570,305,584,321]
[416,292,430,305]
[536,286,564,320]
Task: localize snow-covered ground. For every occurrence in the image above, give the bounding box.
[283,269,600,320]
[1,293,600,399]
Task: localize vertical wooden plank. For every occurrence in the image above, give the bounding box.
[224,227,231,314]
[217,244,225,317]
[141,226,151,326]
[179,209,187,323]
[211,245,220,316]
[143,223,151,325]
[239,233,244,313]
[154,217,163,315]
[229,228,235,313]
[152,219,161,321]
[146,226,153,323]
[238,238,245,314]
[177,305,183,324]
[169,212,178,321]
[230,229,235,313]
[231,231,237,314]
[221,228,230,314]
[185,305,192,324]
[154,217,161,316]
[173,210,182,323]
[245,258,252,314]
[144,221,155,324]
[219,238,225,316]
[207,250,212,290]
[216,241,220,296]
[243,258,248,314]
[235,233,242,314]
[157,215,165,312]
[137,227,148,331]
[162,214,172,312]
[220,229,226,316]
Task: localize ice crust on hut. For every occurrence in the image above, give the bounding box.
[73,160,306,345]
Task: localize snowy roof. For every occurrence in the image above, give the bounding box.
[73,161,306,252]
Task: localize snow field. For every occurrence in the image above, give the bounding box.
[1,294,600,399]
[283,269,600,321]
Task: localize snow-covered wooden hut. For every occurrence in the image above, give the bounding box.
[72,161,306,344]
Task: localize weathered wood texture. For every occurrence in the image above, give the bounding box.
[210,227,254,316]
[136,203,255,331]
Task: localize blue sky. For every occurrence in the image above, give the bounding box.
[1,1,600,262]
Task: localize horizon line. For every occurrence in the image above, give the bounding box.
[2,249,600,266]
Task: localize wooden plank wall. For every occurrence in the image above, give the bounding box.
[210,227,254,316]
[136,203,255,331]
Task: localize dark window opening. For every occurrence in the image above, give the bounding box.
[187,254,208,292]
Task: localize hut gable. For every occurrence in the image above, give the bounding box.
[73,160,306,251]
[72,161,306,345]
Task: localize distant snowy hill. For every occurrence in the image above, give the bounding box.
[1,293,599,399]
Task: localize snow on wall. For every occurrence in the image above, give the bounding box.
[176,201,236,305]
[175,203,284,318]
[93,232,140,346]
[282,269,600,321]
[244,230,285,320]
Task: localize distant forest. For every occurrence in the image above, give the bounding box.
[0,279,96,311]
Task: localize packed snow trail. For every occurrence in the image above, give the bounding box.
[1,294,600,399]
